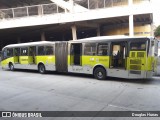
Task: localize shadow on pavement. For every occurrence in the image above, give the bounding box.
[4,68,160,85]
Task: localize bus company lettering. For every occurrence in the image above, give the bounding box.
[98,58,108,62]
[90,58,94,61]
[96,58,108,62]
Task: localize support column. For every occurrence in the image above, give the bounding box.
[95,0,99,8]
[129,15,134,37]
[71,25,77,40]
[38,5,43,15]
[41,32,46,41]
[69,0,74,13]
[150,23,154,36]
[129,0,134,36]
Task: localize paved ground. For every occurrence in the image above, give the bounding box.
[157,65,160,75]
[0,68,160,120]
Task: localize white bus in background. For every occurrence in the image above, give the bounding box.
[0,51,1,62]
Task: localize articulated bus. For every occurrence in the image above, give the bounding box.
[0,36,158,79]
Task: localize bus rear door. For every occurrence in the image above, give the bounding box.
[29,46,36,64]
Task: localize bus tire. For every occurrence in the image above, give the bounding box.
[9,63,14,71]
[94,67,106,80]
[38,64,46,74]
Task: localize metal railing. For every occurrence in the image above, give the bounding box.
[0,0,150,20]
[74,0,150,9]
[0,3,65,19]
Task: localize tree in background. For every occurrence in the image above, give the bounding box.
[154,25,160,38]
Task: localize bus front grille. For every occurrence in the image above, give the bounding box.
[130,59,141,64]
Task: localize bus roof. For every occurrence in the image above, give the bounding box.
[2,36,154,50]
[2,41,54,50]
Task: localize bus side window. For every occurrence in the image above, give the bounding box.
[70,45,74,55]
[14,48,20,56]
[38,46,45,56]
[2,49,7,60]
[84,43,96,56]
[29,47,36,56]
[21,47,28,56]
[7,48,13,57]
[97,44,108,56]
[45,46,54,55]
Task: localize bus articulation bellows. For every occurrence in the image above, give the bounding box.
[0,36,158,79]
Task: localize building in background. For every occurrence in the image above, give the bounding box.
[0,0,157,50]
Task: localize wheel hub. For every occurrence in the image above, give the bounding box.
[98,72,103,78]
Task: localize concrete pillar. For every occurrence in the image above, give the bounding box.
[71,25,77,40]
[128,0,133,6]
[65,8,68,13]
[95,1,99,8]
[41,32,46,41]
[69,0,74,13]
[38,5,43,15]
[129,15,134,37]
[151,23,154,36]
[129,0,134,36]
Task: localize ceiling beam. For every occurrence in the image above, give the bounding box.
[76,21,99,28]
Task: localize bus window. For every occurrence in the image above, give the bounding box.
[97,44,108,56]
[84,43,96,56]
[130,42,146,51]
[14,48,20,56]
[2,49,7,60]
[29,47,36,56]
[21,47,28,56]
[38,46,45,55]
[7,48,13,57]
[45,46,54,55]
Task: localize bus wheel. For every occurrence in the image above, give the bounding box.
[9,63,14,71]
[94,67,106,80]
[38,64,46,74]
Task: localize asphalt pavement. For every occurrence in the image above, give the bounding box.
[0,68,160,120]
